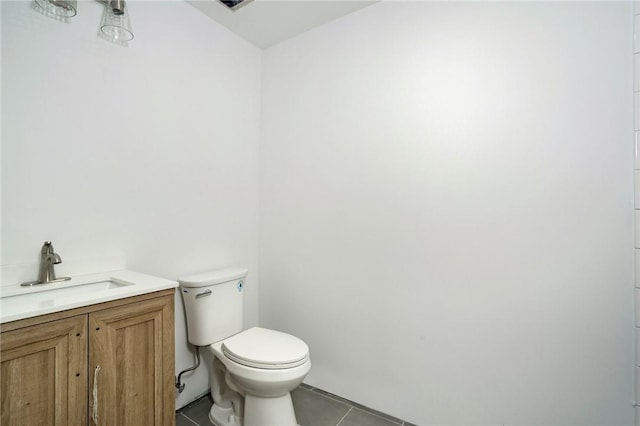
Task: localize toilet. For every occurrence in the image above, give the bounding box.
[179,268,311,426]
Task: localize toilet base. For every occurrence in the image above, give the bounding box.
[243,393,299,426]
[209,399,300,426]
[209,403,241,426]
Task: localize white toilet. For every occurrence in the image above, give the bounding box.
[179,268,311,426]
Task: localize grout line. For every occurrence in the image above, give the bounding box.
[336,407,353,426]
[313,391,353,408]
[306,385,405,424]
[178,413,199,426]
[350,406,403,425]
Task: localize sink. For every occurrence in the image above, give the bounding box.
[0,270,178,324]
[1,279,134,310]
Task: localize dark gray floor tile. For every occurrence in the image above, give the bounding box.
[182,396,212,425]
[175,386,414,426]
[309,388,403,425]
[347,403,404,425]
[292,386,351,426]
[309,388,354,407]
[176,413,198,426]
[339,408,402,426]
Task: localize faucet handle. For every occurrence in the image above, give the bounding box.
[42,242,61,263]
[41,241,53,254]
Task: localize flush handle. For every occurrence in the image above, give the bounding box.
[196,289,212,299]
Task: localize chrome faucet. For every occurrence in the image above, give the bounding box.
[20,241,71,287]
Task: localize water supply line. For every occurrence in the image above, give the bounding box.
[175,346,200,393]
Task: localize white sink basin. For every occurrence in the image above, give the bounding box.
[2,279,133,311]
[0,271,178,323]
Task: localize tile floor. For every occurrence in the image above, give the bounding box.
[176,384,418,426]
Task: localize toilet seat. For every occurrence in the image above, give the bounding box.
[222,327,309,370]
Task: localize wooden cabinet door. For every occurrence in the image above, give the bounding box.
[89,295,174,426]
[1,315,88,426]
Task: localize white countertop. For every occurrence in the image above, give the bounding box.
[0,270,178,324]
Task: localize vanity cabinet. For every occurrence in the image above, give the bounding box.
[89,295,174,426]
[0,289,175,426]
[1,315,88,425]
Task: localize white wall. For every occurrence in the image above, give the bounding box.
[260,2,634,425]
[1,0,261,409]
[2,1,635,423]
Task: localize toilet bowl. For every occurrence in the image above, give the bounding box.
[204,327,310,426]
[179,268,311,426]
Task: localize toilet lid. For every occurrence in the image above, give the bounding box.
[222,327,309,370]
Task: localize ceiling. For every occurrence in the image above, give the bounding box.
[187,0,377,49]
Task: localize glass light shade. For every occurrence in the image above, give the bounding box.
[34,0,77,18]
[100,0,134,43]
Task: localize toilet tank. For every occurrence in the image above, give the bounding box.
[179,268,247,346]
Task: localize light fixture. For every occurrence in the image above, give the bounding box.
[219,0,254,12]
[110,0,126,15]
[100,0,134,44]
[34,0,77,18]
[32,0,134,46]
